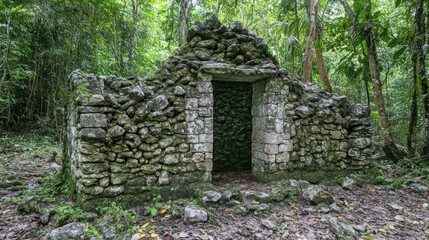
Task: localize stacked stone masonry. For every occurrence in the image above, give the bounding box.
[65,15,374,201]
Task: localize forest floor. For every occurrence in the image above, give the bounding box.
[0,131,428,240]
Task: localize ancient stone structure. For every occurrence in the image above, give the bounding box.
[64,16,373,202]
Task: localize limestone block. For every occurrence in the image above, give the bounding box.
[80,162,109,174]
[81,153,106,163]
[191,153,205,162]
[129,85,145,101]
[348,148,360,157]
[264,144,279,155]
[80,128,106,141]
[349,137,371,149]
[158,137,174,149]
[80,113,108,128]
[99,177,109,187]
[79,143,101,154]
[164,154,180,165]
[158,171,170,185]
[264,132,282,144]
[185,111,198,121]
[196,161,213,171]
[80,178,97,186]
[185,98,198,109]
[198,107,213,117]
[178,143,190,152]
[348,104,370,118]
[276,152,290,163]
[110,173,128,185]
[330,131,343,140]
[190,143,212,153]
[152,95,169,111]
[124,124,138,133]
[107,125,125,138]
[188,120,204,134]
[79,185,104,195]
[110,163,130,173]
[126,158,139,168]
[198,94,213,107]
[101,186,124,197]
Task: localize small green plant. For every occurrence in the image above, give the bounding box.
[11,173,63,214]
[372,175,389,185]
[288,187,299,201]
[97,202,137,234]
[49,203,85,225]
[84,223,102,239]
[145,194,162,217]
[357,165,390,185]
[391,179,405,190]
[335,176,345,185]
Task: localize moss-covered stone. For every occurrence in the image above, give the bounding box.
[213,81,253,171]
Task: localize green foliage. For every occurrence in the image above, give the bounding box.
[288,187,300,201]
[145,194,162,217]
[49,203,85,225]
[97,202,138,234]
[357,165,390,185]
[10,173,62,214]
[84,224,102,239]
[391,179,405,189]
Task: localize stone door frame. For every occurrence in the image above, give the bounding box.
[189,66,289,179]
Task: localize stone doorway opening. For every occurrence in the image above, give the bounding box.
[212,81,253,172]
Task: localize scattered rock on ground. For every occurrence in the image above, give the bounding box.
[330,202,342,213]
[302,185,333,204]
[49,222,85,240]
[202,190,222,203]
[240,190,271,203]
[328,216,357,239]
[184,206,208,223]
[222,191,233,201]
[408,183,428,193]
[387,202,404,212]
[342,175,359,190]
[40,210,52,225]
[261,219,276,230]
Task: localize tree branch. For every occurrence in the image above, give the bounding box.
[337,0,358,24]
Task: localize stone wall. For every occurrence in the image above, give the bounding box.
[212,81,253,171]
[64,15,374,202]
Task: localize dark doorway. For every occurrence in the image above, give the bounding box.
[212,81,253,172]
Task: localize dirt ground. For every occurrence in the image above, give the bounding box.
[0,133,428,240]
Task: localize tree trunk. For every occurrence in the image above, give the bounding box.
[303,0,319,81]
[408,45,418,153]
[128,0,139,74]
[178,0,190,46]
[339,0,402,160]
[407,0,424,154]
[416,0,429,160]
[315,29,333,92]
[363,0,402,160]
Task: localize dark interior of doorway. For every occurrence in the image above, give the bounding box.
[212,81,253,172]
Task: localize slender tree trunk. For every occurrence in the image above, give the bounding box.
[364,0,401,160]
[408,46,418,153]
[315,29,333,92]
[416,0,429,160]
[339,0,402,160]
[294,0,299,72]
[216,0,221,15]
[407,0,424,154]
[128,0,139,74]
[303,0,319,81]
[178,0,190,46]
